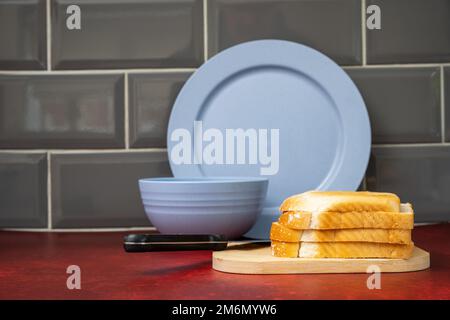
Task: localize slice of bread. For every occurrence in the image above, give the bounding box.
[280,191,400,213]
[278,203,414,230]
[270,222,412,244]
[271,240,414,259]
[271,241,300,258]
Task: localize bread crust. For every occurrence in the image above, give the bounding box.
[271,240,414,259]
[270,222,302,242]
[280,191,401,213]
[270,222,412,244]
[271,241,299,258]
[278,203,414,230]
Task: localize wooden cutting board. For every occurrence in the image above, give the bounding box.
[212,243,430,274]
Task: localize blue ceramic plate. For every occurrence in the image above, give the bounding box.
[167,40,371,238]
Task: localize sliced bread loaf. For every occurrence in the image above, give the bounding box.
[271,240,414,259]
[270,222,412,244]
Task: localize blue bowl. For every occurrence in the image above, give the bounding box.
[138,177,268,239]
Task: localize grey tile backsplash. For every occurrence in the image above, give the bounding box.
[51,0,204,69]
[366,0,450,64]
[51,151,171,228]
[208,0,362,65]
[0,153,47,228]
[445,67,450,142]
[347,68,441,144]
[0,74,125,148]
[0,0,47,70]
[129,72,191,148]
[0,0,449,228]
[367,146,450,222]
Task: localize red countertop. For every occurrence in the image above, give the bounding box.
[0,224,449,300]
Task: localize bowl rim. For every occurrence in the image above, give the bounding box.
[139,177,268,184]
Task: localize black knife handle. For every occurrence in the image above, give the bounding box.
[123,234,228,252]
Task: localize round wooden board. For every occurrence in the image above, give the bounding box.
[212,244,430,274]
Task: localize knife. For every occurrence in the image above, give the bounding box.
[123,234,270,252]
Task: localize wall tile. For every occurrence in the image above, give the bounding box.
[366,0,450,64]
[0,153,47,227]
[51,0,204,69]
[367,146,450,222]
[51,151,171,228]
[347,68,441,144]
[208,0,361,65]
[0,74,124,148]
[129,72,191,148]
[0,0,47,70]
[445,67,450,141]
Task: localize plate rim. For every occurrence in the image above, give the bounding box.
[167,39,371,205]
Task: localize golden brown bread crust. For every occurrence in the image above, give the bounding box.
[278,203,414,230]
[280,191,400,213]
[271,191,414,259]
[271,241,299,258]
[271,240,414,259]
[278,211,312,229]
[270,222,411,244]
[270,222,302,242]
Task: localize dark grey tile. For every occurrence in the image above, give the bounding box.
[0,153,47,227]
[129,72,191,148]
[51,151,171,228]
[445,67,450,142]
[367,146,450,222]
[0,0,47,70]
[367,0,450,64]
[51,0,204,69]
[0,74,124,148]
[347,68,441,144]
[357,179,366,191]
[208,0,361,65]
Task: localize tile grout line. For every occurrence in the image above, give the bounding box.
[373,142,450,148]
[0,148,167,154]
[46,0,52,71]
[203,0,208,61]
[0,68,198,75]
[343,63,450,69]
[1,227,157,233]
[2,64,450,75]
[47,152,52,230]
[4,224,442,231]
[2,139,450,153]
[441,66,446,143]
[361,0,367,66]
[124,72,130,149]
[2,143,449,153]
